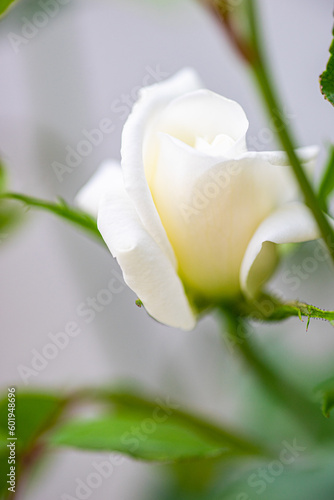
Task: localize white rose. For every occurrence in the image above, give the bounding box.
[77,68,323,331]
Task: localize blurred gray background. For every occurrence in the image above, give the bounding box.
[1,0,334,498]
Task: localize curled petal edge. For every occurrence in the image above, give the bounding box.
[97,164,197,331]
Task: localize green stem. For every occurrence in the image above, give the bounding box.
[246,0,334,262]
[219,307,323,437]
[234,292,334,326]
[0,192,105,246]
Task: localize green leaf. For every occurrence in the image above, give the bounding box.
[0,392,64,452]
[0,0,17,17]
[51,413,234,462]
[0,192,105,245]
[320,23,334,106]
[79,386,268,457]
[50,387,269,462]
[0,391,64,497]
[315,376,334,418]
[318,145,334,212]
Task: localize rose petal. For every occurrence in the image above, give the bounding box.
[240,201,334,297]
[236,146,318,205]
[242,146,318,167]
[97,165,196,331]
[154,89,249,158]
[121,68,202,266]
[151,134,315,300]
[75,160,121,217]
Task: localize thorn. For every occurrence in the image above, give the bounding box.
[306,316,310,331]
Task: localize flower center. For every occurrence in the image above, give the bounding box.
[194,134,235,157]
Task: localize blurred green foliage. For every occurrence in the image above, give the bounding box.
[318,145,334,213]
[0,0,17,18]
[0,391,64,498]
[0,162,26,244]
[320,23,334,106]
[315,376,334,418]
